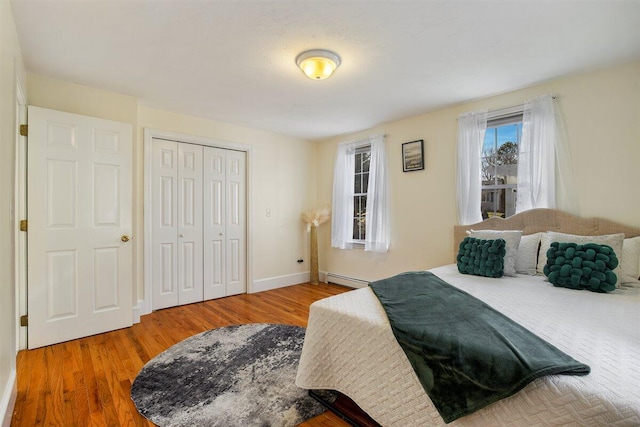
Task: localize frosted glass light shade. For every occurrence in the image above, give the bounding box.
[296,49,341,80]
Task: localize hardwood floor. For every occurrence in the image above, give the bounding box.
[11,283,361,427]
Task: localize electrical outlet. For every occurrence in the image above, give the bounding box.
[266,208,271,217]
[297,259,304,263]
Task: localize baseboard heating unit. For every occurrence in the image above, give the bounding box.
[326,273,369,289]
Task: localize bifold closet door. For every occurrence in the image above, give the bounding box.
[204,147,247,299]
[151,140,203,310]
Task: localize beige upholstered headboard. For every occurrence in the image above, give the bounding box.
[453,209,640,260]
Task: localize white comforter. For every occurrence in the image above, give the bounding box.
[296,265,640,426]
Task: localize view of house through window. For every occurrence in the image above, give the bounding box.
[481,117,522,219]
[353,145,371,241]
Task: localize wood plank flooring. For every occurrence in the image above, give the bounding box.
[11,283,362,427]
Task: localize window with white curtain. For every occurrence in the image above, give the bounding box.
[457,95,576,225]
[331,135,390,252]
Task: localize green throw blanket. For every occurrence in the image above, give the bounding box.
[369,271,590,423]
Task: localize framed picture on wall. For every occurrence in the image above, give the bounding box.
[402,139,424,172]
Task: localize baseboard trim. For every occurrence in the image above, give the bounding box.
[0,369,17,427]
[251,272,310,293]
[137,271,319,305]
[325,272,369,288]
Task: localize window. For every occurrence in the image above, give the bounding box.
[353,146,370,242]
[481,114,522,219]
[457,95,574,225]
[331,135,389,252]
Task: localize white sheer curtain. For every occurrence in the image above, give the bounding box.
[456,110,487,225]
[331,135,390,252]
[331,142,356,250]
[517,94,577,213]
[363,135,390,252]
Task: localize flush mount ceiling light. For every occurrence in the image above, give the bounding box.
[296,49,341,80]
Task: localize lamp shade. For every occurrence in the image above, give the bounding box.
[296,49,341,80]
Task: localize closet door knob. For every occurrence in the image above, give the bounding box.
[179,233,185,237]
[121,235,130,242]
[219,233,224,236]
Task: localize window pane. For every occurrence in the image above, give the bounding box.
[352,218,360,240]
[483,128,497,156]
[362,152,370,172]
[481,155,496,183]
[355,153,362,173]
[482,188,519,219]
[354,215,365,240]
[355,174,362,193]
[496,163,517,186]
[481,189,498,219]
[362,172,369,194]
[504,187,517,218]
[352,195,367,241]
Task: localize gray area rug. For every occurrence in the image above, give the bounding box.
[131,323,335,427]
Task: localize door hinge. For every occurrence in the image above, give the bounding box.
[19,220,27,232]
[20,124,28,137]
[20,315,28,327]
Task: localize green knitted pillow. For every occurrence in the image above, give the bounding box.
[544,242,619,293]
[456,237,506,278]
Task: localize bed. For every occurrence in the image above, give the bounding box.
[296,209,640,426]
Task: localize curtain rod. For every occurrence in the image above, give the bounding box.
[488,95,557,120]
[459,94,558,121]
[339,133,387,147]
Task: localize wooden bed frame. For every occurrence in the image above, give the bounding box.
[453,208,640,260]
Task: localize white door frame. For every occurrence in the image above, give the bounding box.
[15,76,27,351]
[142,128,253,315]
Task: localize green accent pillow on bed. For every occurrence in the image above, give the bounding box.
[544,242,619,292]
[457,237,506,278]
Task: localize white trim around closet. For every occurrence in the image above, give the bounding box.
[142,128,253,316]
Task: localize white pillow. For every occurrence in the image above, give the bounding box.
[621,236,640,286]
[468,230,522,277]
[516,232,541,275]
[537,232,625,285]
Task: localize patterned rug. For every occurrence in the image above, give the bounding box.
[131,323,335,427]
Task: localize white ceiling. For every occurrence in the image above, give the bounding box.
[10,0,640,141]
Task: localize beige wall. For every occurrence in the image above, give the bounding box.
[26,74,318,309]
[0,0,25,422]
[137,106,317,297]
[316,61,640,282]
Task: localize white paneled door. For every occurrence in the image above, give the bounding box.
[203,147,246,299]
[151,140,204,310]
[177,143,204,304]
[27,106,133,349]
[202,147,226,300]
[222,149,247,296]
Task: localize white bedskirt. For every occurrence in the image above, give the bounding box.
[296,265,640,426]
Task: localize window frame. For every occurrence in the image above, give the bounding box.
[481,112,523,219]
[351,144,371,245]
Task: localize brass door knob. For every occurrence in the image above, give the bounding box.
[121,235,130,242]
